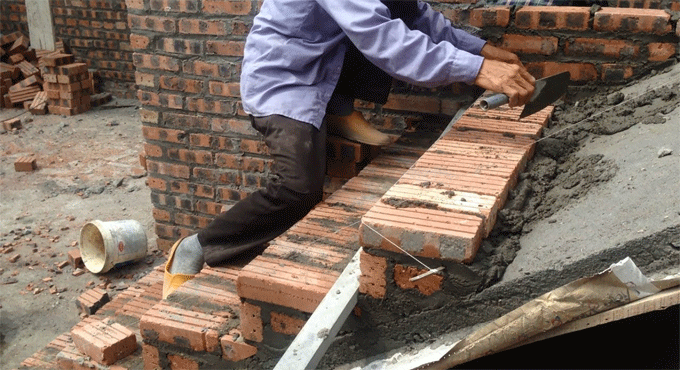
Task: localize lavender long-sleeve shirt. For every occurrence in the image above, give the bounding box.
[240,0,487,128]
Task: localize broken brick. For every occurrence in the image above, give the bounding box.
[71,317,137,365]
[76,287,110,315]
[220,329,257,362]
[68,249,84,269]
[3,118,21,131]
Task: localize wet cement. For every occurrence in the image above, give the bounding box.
[322,63,680,369]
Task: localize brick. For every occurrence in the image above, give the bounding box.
[205,40,245,56]
[221,329,258,362]
[76,287,111,315]
[469,6,511,27]
[71,317,137,365]
[128,14,176,32]
[647,43,676,61]
[133,53,181,72]
[158,38,204,55]
[202,0,252,15]
[159,76,203,93]
[142,344,160,370]
[42,53,75,67]
[359,250,387,299]
[237,256,338,313]
[208,81,240,97]
[515,6,590,30]
[68,249,84,269]
[499,34,558,56]
[525,61,598,81]
[382,94,440,114]
[393,264,444,296]
[565,38,639,59]
[601,64,635,82]
[3,118,22,131]
[167,354,199,370]
[240,301,263,342]
[179,19,228,35]
[594,7,672,34]
[270,312,306,336]
[142,126,187,144]
[129,34,150,50]
[14,156,37,172]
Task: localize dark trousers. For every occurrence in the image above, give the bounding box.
[197,1,419,266]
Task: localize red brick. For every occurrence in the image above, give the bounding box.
[360,202,485,263]
[515,6,590,30]
[270,312,306,336]
[146,160,191,179]
[167,354,199,370]
[142,344,160,370]
[499,34,558,56]
[601,64,634,81]
[68,249,84,269]
[152,207,172,223]
[185,97,235,115]
[128,14,176,32]
[133,53,181,72]
[142,126,187,144]
[382,94,440,114]
[14,156,36,172]
[148,0,199,12]
[130,34,150,50]
[76,287,111,315]
[469,6,510,27]
[205,40,245,56]
[159,38,203,55]
[565,38,640,59]
[647,43,676,61]
[3,117,21,131]
[202,0,252,15]
[159,76,203,93]
[71,317,137,366]
[359,250,387,299]
[240,301,263,342]
[594,7,672,34]
[208,81,240,97]
[237,256,338,313]
[137,91,184,109]
[135,72,155,87]
[210,117,258,136]
[394,264,444,296]
[140,301,225,352]
[179,19,227,35]
[221,329,258,362]
[525,61,598,81]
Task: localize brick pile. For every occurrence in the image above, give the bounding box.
[42,53,94,116]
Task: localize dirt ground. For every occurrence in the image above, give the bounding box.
[0,99,160,370]
[1,62,679,370]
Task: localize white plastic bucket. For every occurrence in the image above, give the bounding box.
[79,220,148,273]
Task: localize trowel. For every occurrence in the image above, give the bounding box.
[479,71,571,118]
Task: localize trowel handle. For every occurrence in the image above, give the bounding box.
[479,94,509,111]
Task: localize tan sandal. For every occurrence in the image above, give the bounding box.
[326,110,392,146]
[162,238,196,299]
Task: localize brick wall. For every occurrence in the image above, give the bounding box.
[0,0,135,98]
[125,1,678,250]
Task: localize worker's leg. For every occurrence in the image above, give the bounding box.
[196,114,327,266]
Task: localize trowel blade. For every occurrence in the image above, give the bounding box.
[520,71,571,119]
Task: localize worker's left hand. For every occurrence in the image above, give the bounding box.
[480,44,522,66]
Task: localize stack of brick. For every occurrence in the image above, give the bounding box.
[0,31,41,108]
[42,53,93,116]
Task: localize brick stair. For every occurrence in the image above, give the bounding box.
[360,104,553,263]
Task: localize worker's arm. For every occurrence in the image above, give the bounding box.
[316,0,485,86]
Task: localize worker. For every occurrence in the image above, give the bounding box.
[163,0,535,298]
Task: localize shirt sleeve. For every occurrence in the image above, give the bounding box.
[315,0,485,86]
[410,0,487,56]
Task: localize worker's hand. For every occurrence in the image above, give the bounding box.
[480,44,522,66]
[474,58,535,108]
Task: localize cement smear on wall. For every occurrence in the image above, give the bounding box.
[320,63,680,369]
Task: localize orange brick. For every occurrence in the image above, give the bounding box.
[565,38,640,59]
[515,6,590,30]
[142,344,160,370]
[499,34,558,56]
[14,156,37,172]
[359,250,387,299]
[68,248,84,269]
[469,6,511,27]
[71,317,137,366]
[647,43,676,61]
[167,354,199,370]
[525,61,598,82]
[220,329,258,362]
[594,7,672,34]
[240,301,263,342]
[601,64,635,82]
[236,256,338,313]
[270,312,306,336]
[394,264,444,296]
[76,287,110,315]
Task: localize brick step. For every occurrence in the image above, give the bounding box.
[359,102,553,264]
